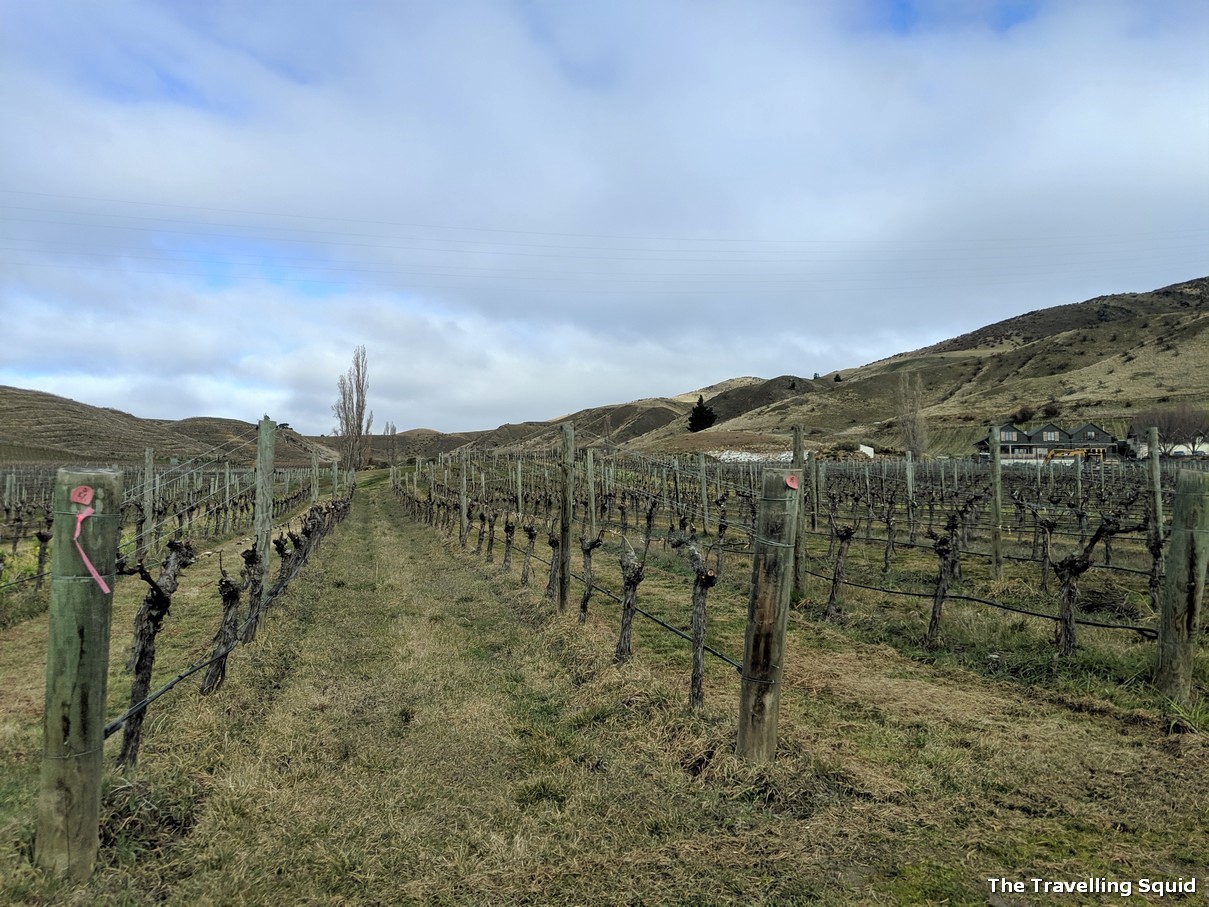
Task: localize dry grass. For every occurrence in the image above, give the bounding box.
[0,386,332,467]
[1,475,1206,905]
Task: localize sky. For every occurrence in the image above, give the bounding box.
[2,0,1207,436]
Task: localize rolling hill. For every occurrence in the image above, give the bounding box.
[0,387,338,467]
[3,276,1206,464]
[389,275,1209,459]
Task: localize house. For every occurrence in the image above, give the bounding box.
[975,423,1038,458]
[975,423,1119,460]
[1029,423,1071,448]
[1067,423,1115,452]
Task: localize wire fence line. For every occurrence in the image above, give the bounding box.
[396,437,1184,675]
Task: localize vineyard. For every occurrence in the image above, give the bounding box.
[394,430,1206,716]
[0,421,1206,905]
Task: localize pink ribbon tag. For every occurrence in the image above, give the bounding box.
[70,486,110,594]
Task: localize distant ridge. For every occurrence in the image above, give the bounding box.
[0,386,337,466]
[4,277,1206,463]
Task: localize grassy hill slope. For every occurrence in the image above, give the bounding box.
[4,277,1205,463]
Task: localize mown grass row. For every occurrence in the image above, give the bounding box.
[2,472,1205,905]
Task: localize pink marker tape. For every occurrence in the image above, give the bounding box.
[71,485,111,594]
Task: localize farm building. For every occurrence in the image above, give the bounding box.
[974,422,1121,460]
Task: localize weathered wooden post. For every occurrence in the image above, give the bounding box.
[255,418,275,584]
[241,417,276,643]
[809,452,821,532]
[1154,469,1208,707]
[587,448,598,537]
[791,426,807,602]
[990,426,1003,579]
[138,447,154,562]
[36,468,123,880]
[559,423,574,613]
[459,451,470,548]
[737,469,799,762]
[697,452,709,537]
[1147,427,1165,613]
[311,449,319,503]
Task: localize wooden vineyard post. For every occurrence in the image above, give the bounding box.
[242,418,276,643]
[990,426,1003,579]
[809,452,821,532]
[1147,427,1165,613]
[1154,469,1208,708]
[792,426,806,602]
[737,469,799,762]
[311,449,319,503]
[36,468,123,880]
[587,449,598,537]
[459,452,470,548]
[698,452,709,537]
[255,417,275,589]
[139,447,153,562]
[559,422,574,613]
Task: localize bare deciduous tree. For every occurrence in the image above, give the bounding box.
[332,345,374,469]
[898,371,928,458]
[384,421,398,465]
[1132,404,1208,455]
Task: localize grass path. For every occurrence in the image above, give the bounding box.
[2,476,1207,905]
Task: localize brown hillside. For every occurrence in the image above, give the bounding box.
[0,387,334,467]
[4,277,1206,464]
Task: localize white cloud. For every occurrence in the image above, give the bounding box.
[1,0,1206,434]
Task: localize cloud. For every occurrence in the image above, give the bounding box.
[1,0,1206,434]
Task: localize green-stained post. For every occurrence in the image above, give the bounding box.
[36,468,123,880]
[990,425,1003,579]
[1154,469,1208,707]
[737,468,799,761]
[791,426,806,602]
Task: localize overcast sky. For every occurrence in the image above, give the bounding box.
[2,0,1207,436]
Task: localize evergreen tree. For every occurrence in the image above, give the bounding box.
[687,395,717,432]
